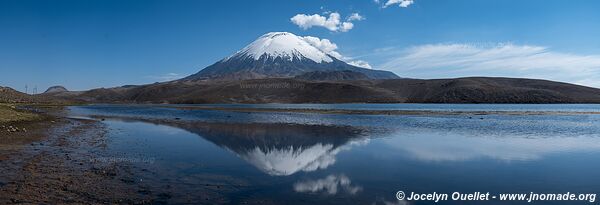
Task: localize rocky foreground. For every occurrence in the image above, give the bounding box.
[0,107,181,204]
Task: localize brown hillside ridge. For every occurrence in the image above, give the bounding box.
[40,77,600,104]
[1,86,80,104]
[0,87,36,103]
[294,70,370,81]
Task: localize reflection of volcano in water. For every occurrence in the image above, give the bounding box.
[171,122,367,176]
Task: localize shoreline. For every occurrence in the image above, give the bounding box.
[0,106,156,204]
[164,105,600,116]
[0,105,227,204]
[0,104,43,124]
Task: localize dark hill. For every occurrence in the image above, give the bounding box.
[294,70,370,81]
[54,77,600,104]
[44,86,68,94]
[0,87,35,103]
[376,77,600,103]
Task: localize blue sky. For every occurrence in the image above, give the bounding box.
[1,0,600,91]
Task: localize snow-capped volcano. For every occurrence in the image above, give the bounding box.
[184,32,399,80]
[226,32,334,63]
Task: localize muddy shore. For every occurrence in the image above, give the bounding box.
[0,106,250,204]
[0,107,155,204]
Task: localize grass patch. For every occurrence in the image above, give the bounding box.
[0,104,41,123]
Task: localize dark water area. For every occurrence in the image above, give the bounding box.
[68,104,600,204]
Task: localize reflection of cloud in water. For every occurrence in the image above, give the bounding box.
[386,131,600,161]
[165,122,369,175]
[294,174,362,195]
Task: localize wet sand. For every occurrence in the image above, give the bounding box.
[0,107,155,204]
[0,107,245,204]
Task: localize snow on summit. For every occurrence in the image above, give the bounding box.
[185,31,399,80]
[227,32,334,63]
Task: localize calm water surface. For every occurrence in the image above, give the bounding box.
[164,103,600,112]
[68,104,600,204]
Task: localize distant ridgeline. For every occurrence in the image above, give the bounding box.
[39,77,600,104]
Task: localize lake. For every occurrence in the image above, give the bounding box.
[67,104,600,204]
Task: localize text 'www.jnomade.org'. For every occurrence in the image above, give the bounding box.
[396,191,597,203]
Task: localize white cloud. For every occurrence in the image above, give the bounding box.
[294,174,362,195]
[300,36,372,68]
[301,36,343,59]
[348,60,373,69]
[379,43,600,88]
[347,13,365,21]
[340,22,354,32]
[290,12,363,32]
[383,0,414,8]
[291,13,341,32]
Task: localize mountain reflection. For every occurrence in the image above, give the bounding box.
[166,122,368,176]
